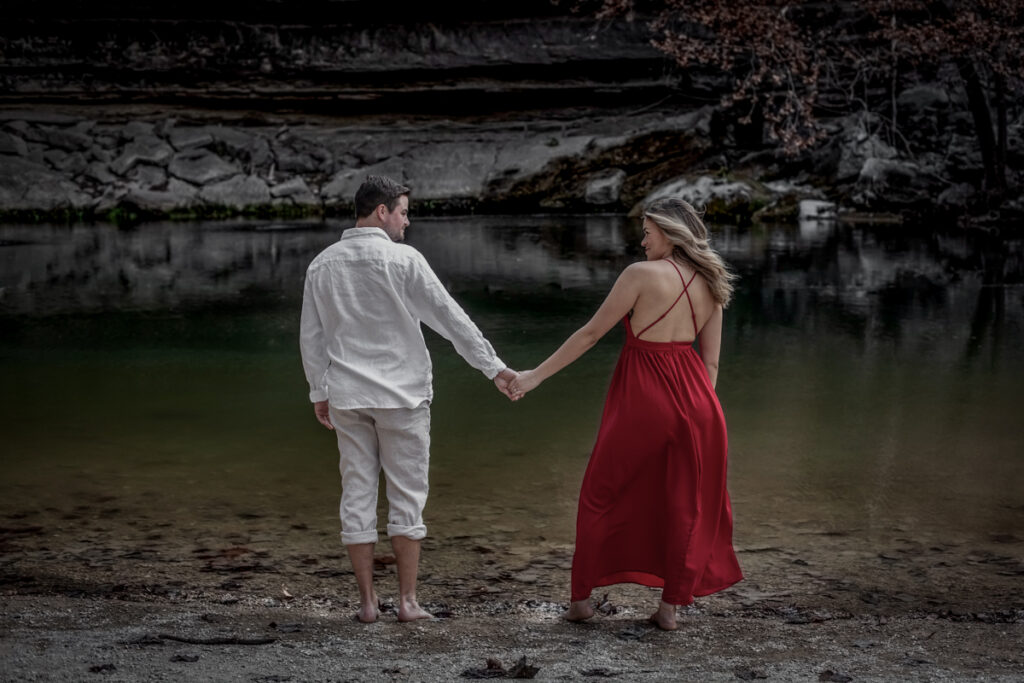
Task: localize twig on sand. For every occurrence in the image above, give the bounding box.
[128,633,276,646]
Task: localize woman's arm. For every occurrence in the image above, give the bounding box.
[698,303,724,389]
[509,265,643,397]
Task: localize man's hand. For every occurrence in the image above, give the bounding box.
[507,369,541,400]
[313,400,334,430]
[493,368,518,401]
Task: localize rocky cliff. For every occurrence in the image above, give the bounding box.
[1,2,1020,225]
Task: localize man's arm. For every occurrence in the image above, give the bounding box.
[404,252,507,380]
[299,272,333,427]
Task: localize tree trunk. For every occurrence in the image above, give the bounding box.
[957,58,1000,196]
[994,72,1007,194]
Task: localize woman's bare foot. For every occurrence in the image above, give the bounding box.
[397,597,433,622]
[563,600,595,622]
[355,594,380,623]
[648,600,677,631]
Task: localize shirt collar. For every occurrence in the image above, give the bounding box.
[342,226,391,241]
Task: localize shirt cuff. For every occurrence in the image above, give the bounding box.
[309,387,328,402]
[484,360,507,380]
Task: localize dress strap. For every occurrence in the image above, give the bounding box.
[683,270,698,335]
[635,259,697,340]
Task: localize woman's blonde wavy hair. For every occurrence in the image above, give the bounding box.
[643,197,737,308]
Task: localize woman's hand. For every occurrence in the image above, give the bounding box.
[508,369,541,400]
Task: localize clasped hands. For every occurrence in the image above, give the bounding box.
[493,367,540,402]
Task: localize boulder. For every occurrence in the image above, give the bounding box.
[54,152,90,176]
[835,115,898,182]
[72,120,97,136]
[39,126,93,151]
[199,175,271,208]
[275,147,320,174]
[584,168,627,205]
[403,142,496,199]
[110,136,174,176]
[123,178,198,212]
[641,174,761,215]
[93,186,129,213]
[322,161,405,205]
[25,143,46,166]
[798,199,837,220]
[250,138,273,167]
[43,149,68,168]
[270,176,317,205]
[154,118,177,138]
[207,126,256,155]
[168,151,240,185]
[852,157,935,208]
[0,156,92,210]
[321,168,364,205]
[0,131,28,156]
[897,85,950,114]
[89,146,113,164]
[122,121,156,140]
[936,182,975,209]
[127,163,168,189]
[84,162,117,185]
[168,127,215,151]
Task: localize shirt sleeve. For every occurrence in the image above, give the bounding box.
[404,251,506,379]
[299,269,330,402]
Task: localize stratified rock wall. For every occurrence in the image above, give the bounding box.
[1,1,1020,223]
[0,108,718,218]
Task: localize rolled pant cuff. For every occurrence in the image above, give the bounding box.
[340,529,379,545]
[387,523,427,540]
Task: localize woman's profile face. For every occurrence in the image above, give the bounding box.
[641,218,672,261]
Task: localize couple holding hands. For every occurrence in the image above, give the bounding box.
[299,175,742,630]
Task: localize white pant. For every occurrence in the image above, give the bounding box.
[329,404,430,545]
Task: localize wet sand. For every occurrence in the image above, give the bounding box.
[2,501,1022,682]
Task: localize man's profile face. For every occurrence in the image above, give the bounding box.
[381,195,410,242]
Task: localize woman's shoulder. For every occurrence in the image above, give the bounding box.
[622,260,667,276]
[623,259,696,281]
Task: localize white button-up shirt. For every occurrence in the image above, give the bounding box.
[300,227,506,409]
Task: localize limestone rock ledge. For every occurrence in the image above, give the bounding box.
[1,102,1018,225]
[0,108,739,222]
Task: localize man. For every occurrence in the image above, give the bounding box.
[300,175,515,623]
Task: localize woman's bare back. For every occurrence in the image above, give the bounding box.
[629,259,713,342]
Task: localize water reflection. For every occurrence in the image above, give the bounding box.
[0,216,1021,551]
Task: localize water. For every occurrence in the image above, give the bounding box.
[1,216,1022,556]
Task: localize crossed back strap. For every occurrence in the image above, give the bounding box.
[635,259,699,340]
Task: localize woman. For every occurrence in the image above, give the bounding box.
[508,198,743,630]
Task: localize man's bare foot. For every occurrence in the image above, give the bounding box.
[563,600,595,622]
[648,600,677,631]
[355,594,380,623]
[397,597,433,622]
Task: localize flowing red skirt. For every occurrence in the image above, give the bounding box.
[570,317,743,605]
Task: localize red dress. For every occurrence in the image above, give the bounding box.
[570,261,743,605]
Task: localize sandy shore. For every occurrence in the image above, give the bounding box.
[2,507,1022,682]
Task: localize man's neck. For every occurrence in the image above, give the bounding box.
[352,220,381,228]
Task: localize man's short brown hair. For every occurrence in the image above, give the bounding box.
[354,175,410,218]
